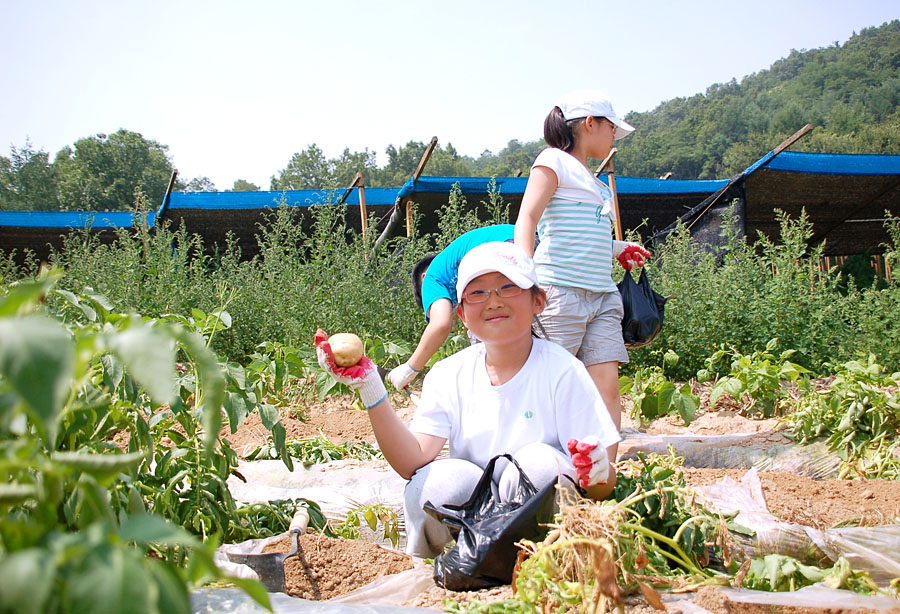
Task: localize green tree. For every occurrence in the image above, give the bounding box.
[473,139,546,177]
[52,129,174,211]
[617,20,900,179]
[332,147,378,187]
[378,140,430,186]
[229,179,260,192]
[270,144,332,190]
[0,140,60,211]
[181,176,217,192]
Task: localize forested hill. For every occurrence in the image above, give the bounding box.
[616,19,900,179]
[2,20,898,212]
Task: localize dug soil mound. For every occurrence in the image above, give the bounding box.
[261,533,413,600]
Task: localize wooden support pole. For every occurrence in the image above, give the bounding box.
[773,123,813,155]
[357,175,367,235]
[405,136,438,237]
[338,171,368,234]
[374,136,439,248]
[595,147,617,175]
[595,148,623,241]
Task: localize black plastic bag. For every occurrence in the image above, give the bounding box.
[618,268,669,349]
[423,454,559,591]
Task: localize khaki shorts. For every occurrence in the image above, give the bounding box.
[535,285,629,366]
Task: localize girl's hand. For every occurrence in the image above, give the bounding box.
[567,436,610,488]
[314,329,387,408]
[614,242,651,271]
[387,362,419,390]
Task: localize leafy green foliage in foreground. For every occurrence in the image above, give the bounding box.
[0,273,273,613]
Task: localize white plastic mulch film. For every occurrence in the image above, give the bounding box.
[199,448,899,613]
[696,467,900,584]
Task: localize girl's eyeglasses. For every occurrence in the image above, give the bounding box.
[462,283,524,304]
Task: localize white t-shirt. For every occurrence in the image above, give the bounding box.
[409,338,620,469]
[531,148,617,293]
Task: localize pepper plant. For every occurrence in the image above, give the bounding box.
[0,270,270,613]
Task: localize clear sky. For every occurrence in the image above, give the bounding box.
[1,0,897,189]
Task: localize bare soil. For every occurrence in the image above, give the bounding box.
[681,468,900,529]
[222,388,417,457]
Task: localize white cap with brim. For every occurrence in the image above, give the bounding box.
[456,241,538,303]
[555,89,635,140]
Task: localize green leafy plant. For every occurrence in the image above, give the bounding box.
[740,554,880,594]
[333,504,401,548]
[0,271,270,613]
[620,350,699,426]
[244,433,383,466]
[429,332,469,367]
[232,498,332,541]
[698,338,809,417]
[785,354,900,478]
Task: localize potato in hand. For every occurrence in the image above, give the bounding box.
[328,332,364,367]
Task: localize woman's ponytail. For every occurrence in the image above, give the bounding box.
[543,106,576,153]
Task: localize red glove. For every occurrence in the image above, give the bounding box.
[567,436,610,488]
[616,243,651,271]
[314,329,386,408]
[314,329,375,380]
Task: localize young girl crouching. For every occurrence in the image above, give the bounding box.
[316,241,620,558]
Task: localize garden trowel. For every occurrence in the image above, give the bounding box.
[225,508,310,593]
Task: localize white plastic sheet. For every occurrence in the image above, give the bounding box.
[696,468,900,584]
[717,585,900,611]
[191,587,434,614]
[619,432,842,478]
[228,459,407,524]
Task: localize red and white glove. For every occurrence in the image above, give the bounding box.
[567,436,610,489]
[314,329,387,409]
[613,241,651,271]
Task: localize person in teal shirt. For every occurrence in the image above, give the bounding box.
[388,224,515,390]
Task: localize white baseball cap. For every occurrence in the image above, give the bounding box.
[456,241,538,303]
[555,89,635,140]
